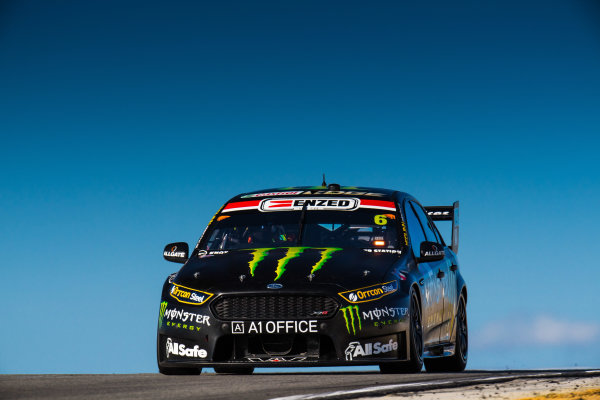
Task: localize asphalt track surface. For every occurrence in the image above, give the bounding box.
[1,370,599,400]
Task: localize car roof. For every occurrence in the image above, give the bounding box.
[228,186,415,203]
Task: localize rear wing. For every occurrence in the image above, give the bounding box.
[425,201,459,254]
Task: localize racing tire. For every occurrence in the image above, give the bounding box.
[213,366,254,375]
[158,365,202,375]
[424,296,468,372]
[379,289,423,374]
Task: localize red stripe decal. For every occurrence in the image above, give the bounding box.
[223,200,261,211]
[359,199,396,209]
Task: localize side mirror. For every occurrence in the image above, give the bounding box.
[417,241,445,263]
[163,242,189,264]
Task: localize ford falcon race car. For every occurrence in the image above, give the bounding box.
[157,185,467,374]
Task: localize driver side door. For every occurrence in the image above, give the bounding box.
[404,200,443,347]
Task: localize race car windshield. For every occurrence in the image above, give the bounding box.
[203,209,399,250]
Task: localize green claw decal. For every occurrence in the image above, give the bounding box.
[248,248,274,277]
[340,307,351,334]
[310,248,342,275]
[340,305,361,335]
[274,247,308,281]
[245,247,341,280]
[158,301,168,327]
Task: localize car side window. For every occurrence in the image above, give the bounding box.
[410,201,440,244]
[404,201,427,259]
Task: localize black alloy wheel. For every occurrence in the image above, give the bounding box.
[457,296,468,365]
[379,289,423,373]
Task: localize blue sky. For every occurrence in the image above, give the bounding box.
[1,0,599,373]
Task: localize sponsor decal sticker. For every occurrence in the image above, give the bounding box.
[374,214,395,225]
[310,247,341,274]
[344,337,399,361]
[222,196,393,213]
[338,281,398,304]
[165,321,206,332]
[169,284,213,306]
[374,319,402,327]
[260,198,359,212]
[427,210,451,217]
[362,306,408,321]
[241,190,386,198]
[400,220,409,246]
[232,321,245,334]
[246,247,342,280]
[241,191,305,198]
[198,250,228,258]
[275,247,308,280]
[231,320,318,334]
[363,249,402,254]
[165,338,207,359]
[163,307,211,326]
[248,248,274,277]
[158,301,168,327]
[340,305,362,335]
[163,245,186,258]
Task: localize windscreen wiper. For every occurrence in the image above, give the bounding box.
[296,201,309,245]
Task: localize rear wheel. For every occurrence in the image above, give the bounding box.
[424,296,468,372]
[159,365,202,375]
[379,289,423,374]
[213,366,254,375]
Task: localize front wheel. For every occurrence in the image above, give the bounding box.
[379,289,423,374]
[424,296,468,372]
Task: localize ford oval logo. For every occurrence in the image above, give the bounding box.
[267,283,283,290]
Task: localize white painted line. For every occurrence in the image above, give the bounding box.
[270,381,455,400]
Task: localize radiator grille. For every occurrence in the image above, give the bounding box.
[212,295,339,320]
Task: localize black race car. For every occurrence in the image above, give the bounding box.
[157,185,467,374]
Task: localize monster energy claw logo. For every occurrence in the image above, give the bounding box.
[340,305,362,335]
[246,247,341,281]
[158,301,168,327]
[248,248,274,277]
[275,247,308,281]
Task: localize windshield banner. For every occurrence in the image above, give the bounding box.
[222,198,396,213]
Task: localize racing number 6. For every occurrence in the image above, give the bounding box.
[374,215,387,225]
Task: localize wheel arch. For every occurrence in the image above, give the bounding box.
[460,285,467,304]
[411,282,422,309]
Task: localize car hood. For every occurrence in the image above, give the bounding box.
[173,247,406,293]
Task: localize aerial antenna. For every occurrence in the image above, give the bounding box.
[322,173,327,187]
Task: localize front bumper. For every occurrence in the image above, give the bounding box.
[157,291,411,368]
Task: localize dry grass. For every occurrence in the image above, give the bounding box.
[518,387,600,400]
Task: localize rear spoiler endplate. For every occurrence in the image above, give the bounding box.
[425,201,459,253]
